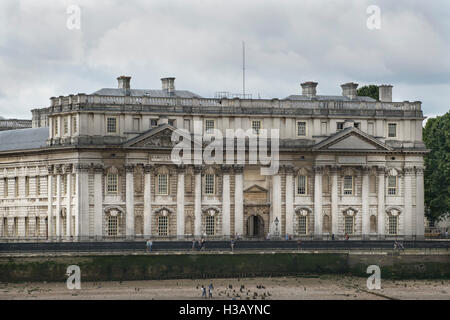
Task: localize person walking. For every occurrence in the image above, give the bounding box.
[331,233,335,241]
[230,239,235,252]
[145,239,151,253]
[149,239,153,252]
[208,283,214,299]
[201,285,207,299]
[192,239,196,251]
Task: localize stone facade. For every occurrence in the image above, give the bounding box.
[0,77,427,240]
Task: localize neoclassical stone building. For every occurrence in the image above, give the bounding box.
[0,76,427,240]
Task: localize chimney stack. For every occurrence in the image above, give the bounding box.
[340,82,358,99]
[161,77,176,95]
[117,76,131,96]
[379,85,393,102]
[301,81,318,98]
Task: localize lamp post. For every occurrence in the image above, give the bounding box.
[274,217,279,238]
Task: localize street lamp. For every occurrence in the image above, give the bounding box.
[274,217,279,237]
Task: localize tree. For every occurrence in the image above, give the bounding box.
[423,111,450,223]
[357,85,379,101]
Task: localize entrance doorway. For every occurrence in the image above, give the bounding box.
[246,215,264,238]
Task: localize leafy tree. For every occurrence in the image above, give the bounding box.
[423,111,450,223]
[357,85,379,100]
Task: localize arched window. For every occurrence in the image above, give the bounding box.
[108,216,118,236]
[205,216,215,235]
[388,215,398,235]
[295,207,311,235]
[158,216,169,236]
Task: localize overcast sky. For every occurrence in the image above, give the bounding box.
[0,0,449,120]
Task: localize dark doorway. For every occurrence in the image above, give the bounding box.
[246,215,264,237]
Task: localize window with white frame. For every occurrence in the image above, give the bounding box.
[107,117,117,133]
[388,175,397,195]
[388,123,397,138]
[298,215,307,235]
[107,173,118,194]
[205,216,215,235]
[344,215,354,234]
[107,216,118,236]
[63,117,69,135]
[205,119,215,134]
[252,120,262,135]
[158,216,168,236]
[205,174,215,195]
[158,174,169,195]
[388,215,398,235]
[297,175,307,195]
[297,121,306,136]
[343,175,353,195]
[72,116,77,133]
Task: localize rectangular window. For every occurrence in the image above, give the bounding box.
[354,122,360,129]
[158,174,168,195]
[344,216,354,234]
[54,118,59,135]
[72,116,77,133]
[25,177,30,196]
[205,216,215,236]
[108,216,118,236]
[36,176,41,195]
[205,119,215,134]
[205,174,215,195]
[3,178,8,197]
[168,119,175,126]
[343,176,353,195]
[388,176,397,195]
[63,117,69,135]
[337,122,344,131]
[252,120,261,135]
[107,173,118,194]
[184,119,191,131]
[297,175,307,195]
[388,123,397,138]
[150,119,158,128]
[388,215,398,235]
[107,117,117,133]
[133,118,140,131]
[298,216,307,235]
[297,121,306,136]
[158,216,168,236]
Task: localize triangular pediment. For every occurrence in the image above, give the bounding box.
[314,127,393,151]
[124,124,201,149]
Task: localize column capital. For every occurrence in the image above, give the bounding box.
[221,164,232,174]
[176,164,186,173]
[62,164,73,174]
[283,165,295,174]
[233,164,244,174]
[75,163,90,173]
[403,167,415,176]
[415,166,424,175]
[144,164,154,174]
[313,165,324,174]
[376,165,386,175]
[47,164,55,175]
[330,165,340,174]
[193,165,204,174]
[55,164,63,175]
[93,164,105,174]
[124,164,135,173]
[361,165,371,174]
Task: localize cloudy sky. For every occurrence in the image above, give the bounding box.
[0,0,449,120]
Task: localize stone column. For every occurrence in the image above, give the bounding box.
[271,173,282,236]
[47,165,54,239]
[176,165,185,238]
[285,165,294,236]
[93,164,104,238]
[0,216,3,237]
[55,166,62,239]
[233,165,244,237]
[221,165,231,237]
[377,166,386,238]
[39,216,46,238]
[65,165,72,239]
[404,167,414,239]
[125,164,135,238]
[362,166,370,239]
[194,166,203,237]
[415,167,425,239]
[76,164,90,239]
[18,217,25,237]
[331,166,339,236]
[313,166,323,239]
[143,165,153,236]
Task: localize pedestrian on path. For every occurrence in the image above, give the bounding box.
[208,283,214,299]
[201,285,207,299]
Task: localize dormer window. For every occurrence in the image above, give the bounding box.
[150,119,158,128]
[337,122,344,131]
